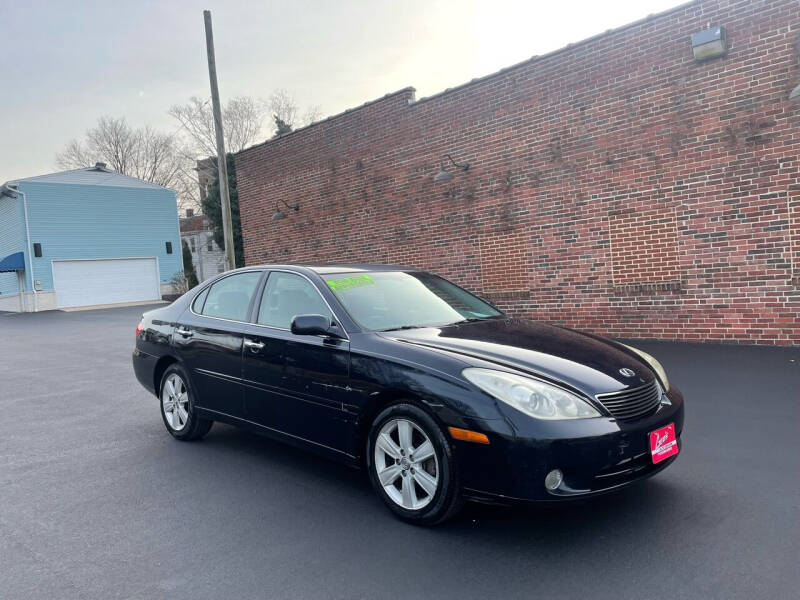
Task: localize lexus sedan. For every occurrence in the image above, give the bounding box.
[133,264,683,525]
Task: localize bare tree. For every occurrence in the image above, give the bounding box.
[224,97,265,154]
[302,104,323,126]
[57,117,136,173]
[55,139,95,171]
[129,127,183,186]
[267,89,321,136]
[88,117,139,173]
[267,89,300,134]
[55,117,198,213]
[169,96,266,158]
[57,117,183,188]
[168,91,322,212]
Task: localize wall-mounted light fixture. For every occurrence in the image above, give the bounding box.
[433,154,469,183]
[690,26,727,61]
[273,199,300,221]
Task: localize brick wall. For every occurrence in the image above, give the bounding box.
[235,0,800,345]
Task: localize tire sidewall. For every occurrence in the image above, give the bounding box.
[159,363,201,440]
[367,403,460,525]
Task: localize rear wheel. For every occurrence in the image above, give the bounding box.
[367,403,462,525]
[159,364,212,441]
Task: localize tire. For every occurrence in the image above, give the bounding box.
[159,364,213,441]
[367,403,463,525]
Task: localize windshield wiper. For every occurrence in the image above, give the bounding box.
[381,315,503,331]
[379,324,426,332]
[450,316,499,325]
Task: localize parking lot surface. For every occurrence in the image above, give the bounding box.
[1,305,798,599]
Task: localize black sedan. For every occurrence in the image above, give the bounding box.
[133,264,683,525]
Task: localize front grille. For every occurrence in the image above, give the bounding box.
[595,380,661,422]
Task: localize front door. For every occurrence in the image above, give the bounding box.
[173,270,263,418]
[242,271,350,453]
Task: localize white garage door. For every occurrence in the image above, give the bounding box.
[53,258,161,308]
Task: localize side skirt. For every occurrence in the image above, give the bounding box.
[195,406,361,468]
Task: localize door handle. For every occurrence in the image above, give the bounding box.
[244,339,264,352]
[176,327,193,338]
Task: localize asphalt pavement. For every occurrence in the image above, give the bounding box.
[1,305,798,599]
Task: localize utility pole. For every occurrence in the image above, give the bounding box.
[204,10,236,271]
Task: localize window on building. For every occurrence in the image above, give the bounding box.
[190,237,195,252]
[200,271,262,321]
[165,242,173,254]
[207,237,213,252]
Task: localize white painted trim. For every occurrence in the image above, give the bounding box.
[18,187,35,298]
[0,292,22,312]
[17,271,25,310]
[49,255,161,262]
[5,290,58,312]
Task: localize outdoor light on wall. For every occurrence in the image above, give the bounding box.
[433,154,470,183]
[273,199,300,221]
[690,26,727,61]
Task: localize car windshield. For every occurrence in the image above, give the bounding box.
[324,271,503,331]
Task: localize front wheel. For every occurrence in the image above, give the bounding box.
[159,364,213,441]
[367,403,462,525]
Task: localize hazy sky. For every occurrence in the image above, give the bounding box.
[1,0,684,183]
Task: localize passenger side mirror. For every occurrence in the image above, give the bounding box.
[290,314,342,338]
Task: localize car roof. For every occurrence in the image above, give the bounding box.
[239,263,424,275]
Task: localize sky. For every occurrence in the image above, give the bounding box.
[0,0,685,183]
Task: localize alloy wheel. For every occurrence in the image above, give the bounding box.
[373,418,439,510]
[162,373,189,432]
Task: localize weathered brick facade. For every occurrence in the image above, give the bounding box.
[235,0,800,345]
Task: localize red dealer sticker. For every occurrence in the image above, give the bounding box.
[649,423,679,464]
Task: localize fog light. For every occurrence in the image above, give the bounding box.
[545,469,563,491]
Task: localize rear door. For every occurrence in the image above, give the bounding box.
[241,270,351,453]
[173,270,264,418]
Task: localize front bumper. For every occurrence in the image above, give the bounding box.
[454,386,685,503]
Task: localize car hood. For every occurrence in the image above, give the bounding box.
[380,318,653,397]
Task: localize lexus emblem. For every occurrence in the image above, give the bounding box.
[619,368,636,377]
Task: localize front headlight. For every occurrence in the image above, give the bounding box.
[621,344,670,392]
[463,368,600,420]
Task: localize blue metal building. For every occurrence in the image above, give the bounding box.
[0,163,181,312]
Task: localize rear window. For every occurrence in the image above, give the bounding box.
[197,272,262,322]
[192,287,209,313]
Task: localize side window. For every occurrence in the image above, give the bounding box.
[192,287,210,313]
[200,272,262,321]
[258,272,332,329]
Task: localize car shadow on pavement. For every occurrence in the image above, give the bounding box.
[194,421,687,546]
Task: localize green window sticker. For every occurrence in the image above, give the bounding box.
[327,274,375,291]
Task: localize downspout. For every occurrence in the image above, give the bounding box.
[3,184,36,312]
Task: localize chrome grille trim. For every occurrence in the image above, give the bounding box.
[595,380,661,422]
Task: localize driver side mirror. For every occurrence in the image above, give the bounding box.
[290,314,343,338]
